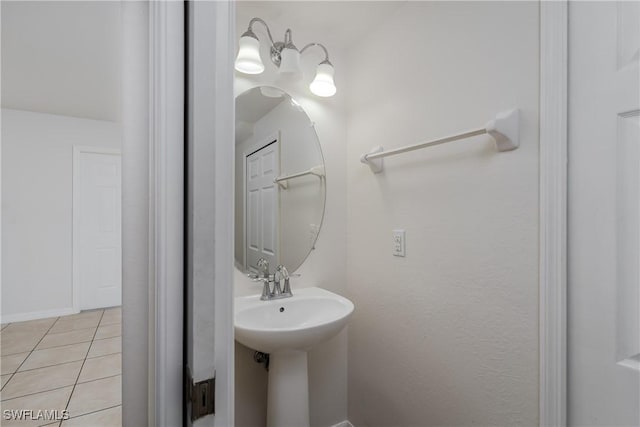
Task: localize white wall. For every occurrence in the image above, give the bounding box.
[345,2,539,426]
[1,109,121,322]
[233,14,349,427]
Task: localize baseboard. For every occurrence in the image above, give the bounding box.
[329,421,354,427]
[1,307,79,324]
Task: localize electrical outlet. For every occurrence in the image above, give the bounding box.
[393,229,405,257]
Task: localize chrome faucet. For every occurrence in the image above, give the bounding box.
[248,258,294,301]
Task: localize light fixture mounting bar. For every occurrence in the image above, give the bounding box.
[246,17,276,47]
[300,43,331,64]
[243,18,332,67]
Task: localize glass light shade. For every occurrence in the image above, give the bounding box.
[235,36,264,74]
[309,62,336,97]
[260,86,284,98]
[278,47,301,75]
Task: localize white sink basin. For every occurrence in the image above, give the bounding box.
[234,286,354,353]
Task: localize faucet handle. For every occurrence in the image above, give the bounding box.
[276,265,294,296]
[257,258,270,276]
[275,266,302,278]
[275,265,289,278]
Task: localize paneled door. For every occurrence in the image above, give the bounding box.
[74,147,122,310]
[568,2,640,425]
[245,139,279,272]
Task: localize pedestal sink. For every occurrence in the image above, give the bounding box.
[235,287,354,427]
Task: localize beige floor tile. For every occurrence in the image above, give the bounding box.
[78,354,120,383]
[1,361,82,400]
[61,405,121,427]
[1,330,45,356]
[2,352,30,375]
[2,374,11,388]
[19,343,90,372]
[87,337,121,359]
[99,312,121,326]
[103,307,121,316]
[94,324,120,340]
[2,318,56,334]
[59,311,102,323]
[49,317,100,334]
[36,328,95,350]
[0,386,73,427]
[67,375,121,418]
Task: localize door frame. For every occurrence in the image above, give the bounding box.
[121,1,191,425]
[242,132,281,271]
[539,1,568,426]
[72,145,122,313]
[149,1,185,425]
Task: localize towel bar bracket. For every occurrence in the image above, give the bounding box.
[360,146,384,173]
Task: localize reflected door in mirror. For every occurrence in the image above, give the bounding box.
[245,139,279,272]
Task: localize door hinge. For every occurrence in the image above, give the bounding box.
[186,367,215,421]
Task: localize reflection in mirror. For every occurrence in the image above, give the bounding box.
[235,86,326,274]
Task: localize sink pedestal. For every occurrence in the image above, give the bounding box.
[235,287,355,427]
[267,350,310,427]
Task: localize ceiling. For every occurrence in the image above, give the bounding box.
[0,1,405,123]
[236,88,287,125]
[235,87,288,144]
[1,1,121,122]
[236,1,406,49]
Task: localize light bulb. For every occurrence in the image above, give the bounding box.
[309,61,336,97]
[235,33,264,75]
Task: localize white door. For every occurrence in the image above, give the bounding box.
[245,139,279,272]
[74,148,122,310]
[568,2,640,425]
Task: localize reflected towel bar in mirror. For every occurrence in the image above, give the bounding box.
[360,108,520,173]
[275,165,325,189]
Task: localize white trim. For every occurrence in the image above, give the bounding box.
[149,2,184,426]
[184,2,234,424]
[1,307,77,324]
[121,2,152,425]
[329,421,355,427]
[72,145,122,314]
[213,1,236,425]
[539,1,568,426]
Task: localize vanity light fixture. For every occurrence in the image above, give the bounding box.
[235,18,337,97]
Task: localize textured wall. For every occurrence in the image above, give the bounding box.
[345,2,540,425]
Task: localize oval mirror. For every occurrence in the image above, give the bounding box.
[234,86,326,274]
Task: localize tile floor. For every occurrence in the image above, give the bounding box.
[1,308,122,426]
